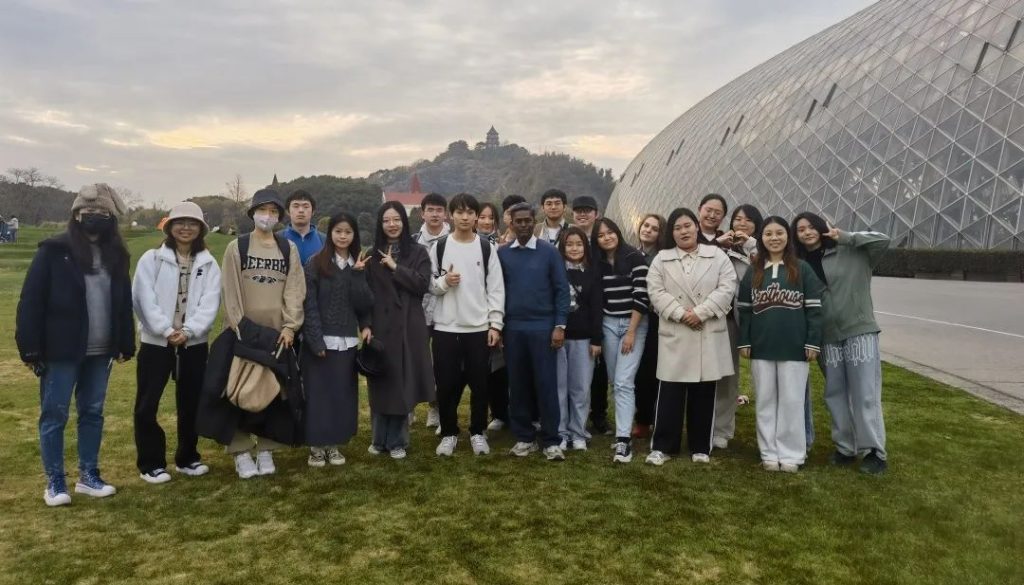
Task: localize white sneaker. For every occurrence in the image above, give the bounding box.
[646,450,670,466]
[390,447,407,460]
[543,445,566,461]
[436,436,458,457]
[572,439,588,451]
[140,468,172,484]
[367,444,383,456]
[486,419,505,432]
[691,453,710,464]
[326,448,345,466]
[559,438,568,451]
[712,437,729,450]
[509,441,538,457]
[234,452,258,479]
[780,463,799,473]
[255,450,276,475]
[762,461,780,472]
[425,407,440,428]
[470,434,490,455]
[175,462,210,476]
[44,488,71,507]
[307,447,327,468]
[612,441,633,463]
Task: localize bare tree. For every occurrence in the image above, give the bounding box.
[225,174,247,203]
[115,186,144,210]
[7,167,43,186]
[42,174,63,189]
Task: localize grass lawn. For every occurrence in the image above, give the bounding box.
[0,226,1021,585]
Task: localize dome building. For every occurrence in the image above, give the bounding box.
[608,0,1024,250]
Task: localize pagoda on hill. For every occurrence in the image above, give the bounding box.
[485,126,499,149]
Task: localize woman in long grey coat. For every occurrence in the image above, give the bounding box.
[365,201,434,459]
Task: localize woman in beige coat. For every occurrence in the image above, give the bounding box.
[645,207,736,466]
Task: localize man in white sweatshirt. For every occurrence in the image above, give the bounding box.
[428,193,505,456]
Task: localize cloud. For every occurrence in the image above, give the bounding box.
[19,109,89,131]
[558,133,656,162]
[101,138,140,147]
[75,164,98,172]
[145,113,370,151]
[4,135,38,145]
[346,144,432,158]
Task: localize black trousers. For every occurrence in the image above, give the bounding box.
[134,342,207,472]
[488,366,509,422]
[634,319,660,425]
[432,330,491,437]
[651,380,716,456]
[590,355,609,425]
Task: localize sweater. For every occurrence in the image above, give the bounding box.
[565,262,603,344]
[302,256,374,356]
[133,244,222,347]
[429,234,505,333]
[221,236,305,334]
[737,259,824,361]
[597,246,649,317]
[818,231,890,344]
[281,225,326,265]
[497,237,570,331]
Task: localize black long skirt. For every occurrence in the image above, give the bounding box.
[302,348,359,447]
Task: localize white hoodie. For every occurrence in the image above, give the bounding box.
[133,244,222,347]
[413,222,450,326]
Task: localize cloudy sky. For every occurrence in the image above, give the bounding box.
[0,0,873,204]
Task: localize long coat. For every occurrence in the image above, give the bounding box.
[647,244,736,383]
[365,242,435,415]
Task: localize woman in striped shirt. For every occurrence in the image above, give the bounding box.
[593,218,650,464]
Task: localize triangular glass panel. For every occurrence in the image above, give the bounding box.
[935,215,961,244]
[928,143,954,170]
[941,194,966,224]
[912,215,937,247]
[997,54,1024,84]
[921,181,944,210]
[941,180,967,209]
[987,89,1013,118]
[948,78,972,105]
[956,123,983,154]
[932,232,959,250]
[973,126,1002,161]
[999,139,1024,172]
[948,160,973,191]
[910,130,933,157]
[961,218,988,247]
[977,142,1004,173]
[956,116,981,139]
[936,111,961,140]
[988,220,1016,248]
[921,162,945,190]
[994,198,1023,231]
[987,104,1014,134]
[966,77,992,106]
[885,184,906,213]
[970,160,997,191]
[992,177,1021,211]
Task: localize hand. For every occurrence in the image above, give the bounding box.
[682,309,703,330]
[487,328,501,348]
[168,330,187,347]
[621,330,636,355]
[590,345,602,358]
[361,327,373,343]
[444,264,461,287]
[551,327,565,350]
[716,231,734,247]
[316,350,326,358]
[377,245,397,271]
[353,248,371,271]
[733,231,748,245]
[824,221,841,241]
[806,348,819,361]
[278,328,295,348]
[739,348,751,358]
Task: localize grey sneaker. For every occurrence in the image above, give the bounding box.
[509,441,539,457]
[691,453,710,464]
[436,436,458,457]
[307,448,327,468]
[234,452,258,479]
[326,448,345,466]
[470,434,490,455]
[543,445,566,461]
[572,439,588,451]
[75,469,116,497]
[255,450,276,475]
[367,444,383,456]
[645,450,670,466]
[390,447,407,460]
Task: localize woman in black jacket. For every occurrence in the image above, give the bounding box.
[15,184,134,507]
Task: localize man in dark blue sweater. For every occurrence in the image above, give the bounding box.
[497,202,571,461]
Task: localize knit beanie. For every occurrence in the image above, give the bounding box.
[72,183,128,217]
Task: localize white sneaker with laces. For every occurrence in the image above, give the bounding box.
[572,439,588,451]
[326,448,345,466]
[612,441,633,463]
[234,452,258,479]
[712,437,729,450]
[367,444,383,456]
[543,445,566,461]
[470,434,490,455]
[436,436,458,457]
[691,453,711,464]
[646,450,670,466]
[175,462,210,476]
[390,447,407,460]
[307,447,327,468]
[486,419,505,432]
[509,441,538,457]
[425,407,440,428]
[559,438,568,451]
[256,450,276,475]
[140,468,172,484]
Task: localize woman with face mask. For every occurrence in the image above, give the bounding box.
[16,184,135,506]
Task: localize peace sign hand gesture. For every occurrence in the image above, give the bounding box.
[377,245,398,271]
[353,248,371,271]
[824,221,842,241]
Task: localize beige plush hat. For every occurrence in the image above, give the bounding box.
[72,183,128,217]
[163,201,209,236]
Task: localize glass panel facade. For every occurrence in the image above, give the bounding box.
[608,0,1024,249]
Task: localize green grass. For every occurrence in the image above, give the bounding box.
[0,226,1021,585]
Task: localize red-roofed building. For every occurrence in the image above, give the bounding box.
[383,173,424,214]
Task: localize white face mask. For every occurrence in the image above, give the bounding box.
[253,212,277,232]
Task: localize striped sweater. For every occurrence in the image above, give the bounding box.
[597,246,649,317]
[737,259,824,361]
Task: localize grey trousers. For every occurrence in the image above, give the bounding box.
[556,340,594,443]
[371,412,410,451]
[713,318,740,442]
[823,333,886,460]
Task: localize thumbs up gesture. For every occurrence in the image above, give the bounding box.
[445,263,461,287]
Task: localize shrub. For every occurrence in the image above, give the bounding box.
[874,248,1024,281]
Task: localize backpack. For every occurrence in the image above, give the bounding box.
[238,233,291,274]
[435,235,491,282]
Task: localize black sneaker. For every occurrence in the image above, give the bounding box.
[830,450,857,467]
[612,439,633,463]
[860,450,888,475]
[591,418,609,435]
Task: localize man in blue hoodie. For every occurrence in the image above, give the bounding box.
[497,202,570,461]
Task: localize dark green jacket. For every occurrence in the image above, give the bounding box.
[820,231,890,344]
[737,260,824,361]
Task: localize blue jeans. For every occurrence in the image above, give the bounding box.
[39,356,113,478]
[504,328,561,447]
[602,315,648,439]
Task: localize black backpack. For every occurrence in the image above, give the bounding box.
[435,235,491,281]
[238,233,292,274]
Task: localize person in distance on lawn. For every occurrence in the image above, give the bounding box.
[429,193,505,457]
[645,207,737,466]
[301,212,373,468]
[737,216,824,473]
[132,201,221,484]
[365,202,434,459]
[498,202,571,461]
[17,184,135,506]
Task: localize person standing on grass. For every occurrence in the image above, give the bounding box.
[16,183,134,506]
[498,202,571,461]
[737,216,824,473]
[301,212,374,468]
[412,192,450,431]
[556,226,602,451]
[281,190,326,265]
[712,203,763,450]
[645,207,736,466]
[429,193,505,457]
[366,202,434,459]
[793,211,891,475]
[132,202,221,484]
[571,195,610,436]
[220,189,306,479]
[9,215,18,243]
[534,188,570,245]
[593,218,650,464]
[632,213,666,439]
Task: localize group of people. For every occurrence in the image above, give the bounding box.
[1,214,19,242]
[16,182,891,508]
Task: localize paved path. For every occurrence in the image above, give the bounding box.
[872,277,1024,414]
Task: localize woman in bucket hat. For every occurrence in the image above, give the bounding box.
[16,183,135,506]
[132,201,222,484]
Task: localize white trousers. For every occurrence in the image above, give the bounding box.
[751,359,809,465]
